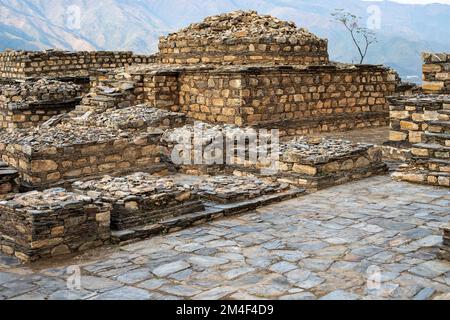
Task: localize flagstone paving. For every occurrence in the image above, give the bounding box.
[1,176,449,300]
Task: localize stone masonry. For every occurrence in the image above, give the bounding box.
[159,11,329,66]
[0,161,18,196]
[0,188,111,262]
[0,10,431,264]
[0,124,168,189]
[81,63,395,129]
[389,95,450,187]
[0,50,156,80]
[0,79,83,130]
[163,123,386,191]
[423,53,450,94]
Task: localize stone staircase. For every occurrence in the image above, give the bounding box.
[395,108,450,186]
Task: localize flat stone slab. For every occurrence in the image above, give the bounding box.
[1,176,450,300]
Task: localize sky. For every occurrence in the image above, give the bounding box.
[374,0,450,3]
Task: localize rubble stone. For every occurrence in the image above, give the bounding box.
[191,175,289,204]
[72,173,204,230]
[84,104,187,131]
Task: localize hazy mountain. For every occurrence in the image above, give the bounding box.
[1,0,450,82]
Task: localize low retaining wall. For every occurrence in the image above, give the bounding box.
[0,189,111,262]
[0,126,169,189]
[0,50,157,79]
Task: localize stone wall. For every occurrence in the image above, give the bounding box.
[389,94,450,187]
[178,64,396,127]
[159,11,328,66]
[79,63,396,133]
[0,50,156,79]
[0,79,82,130]
[423,53,450,94]
[0,126,169,189]
[0,188,111,262]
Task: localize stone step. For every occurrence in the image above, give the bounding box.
[111,187,306,244]
[392,168,450,187]
[411,158,450,173]
[413,143,450,151]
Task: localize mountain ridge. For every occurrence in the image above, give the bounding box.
[1,0,449,81]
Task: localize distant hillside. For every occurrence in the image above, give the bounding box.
[1,0,450,82]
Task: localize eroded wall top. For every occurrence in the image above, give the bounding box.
[159,10,329,66]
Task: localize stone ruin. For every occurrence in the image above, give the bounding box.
[0,11,447,263]
[384,53,450,259]
[388,95,450,187]
[159,10,329,66]
[0,79,83,130]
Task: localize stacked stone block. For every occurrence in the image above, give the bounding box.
[0,188,111,262]
[0,126,168,189]
[0,50,156,79]
[246,137,386,191]
[423,53,450,94]
[159,11,328,66]
[390,95,450,187]
[164,123,387,191]
[0,79,82,130]
[179,65,396,127]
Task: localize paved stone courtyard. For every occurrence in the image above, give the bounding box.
[0,176,449,300]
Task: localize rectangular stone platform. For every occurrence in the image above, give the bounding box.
[0,79,83,130]
[0,125,168,189]
[0,188,111,262]
[163,123,387,191]
[190,175,290,204]
[84,62,395,132]
[72,173,205,230]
